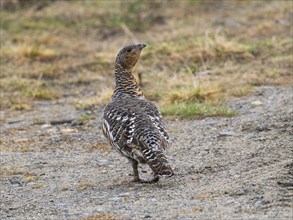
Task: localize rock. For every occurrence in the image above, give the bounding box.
[255,125,271,132]
[251,196,269,209]
[41,124,52,129]
[70,120,82,126]
[109,196,121,201]
[218,131,235,136]
[96,159,108,166]
[251,101,262,106]
[200,119,217,126]
[26,182,36,186]
[119,192,131,197]
[60,128,78,134]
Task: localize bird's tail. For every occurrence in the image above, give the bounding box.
[141,147,174,177]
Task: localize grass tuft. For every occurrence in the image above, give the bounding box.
[28,85,60,100]
[165,86,225,105]
[22,176,38,183]
[76,180,95,191]
[75,89,112,110]
[17,45,57,60]
[160,103,236,119]
[231,84,253,97]
[31,184,44,189]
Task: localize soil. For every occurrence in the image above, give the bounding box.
[1,85,292,219]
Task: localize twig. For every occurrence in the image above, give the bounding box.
[33,119,75,125]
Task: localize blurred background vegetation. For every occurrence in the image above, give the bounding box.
[0,0,292,118]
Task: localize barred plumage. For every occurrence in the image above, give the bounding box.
[101,43,174,183]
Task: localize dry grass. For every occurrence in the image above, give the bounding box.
[75,89,113,110]
[30,184,44,189]
[0,166,36,177]
[76,180,95,191]
[87,142,112,153]
[1,0,292,118]
[21,176,38,183]
[0,133,50,152]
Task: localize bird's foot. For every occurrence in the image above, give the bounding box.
[132,176,159,184]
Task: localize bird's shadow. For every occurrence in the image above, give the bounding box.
[108,174,182,191]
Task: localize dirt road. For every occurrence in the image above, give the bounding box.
[1,85,292,219]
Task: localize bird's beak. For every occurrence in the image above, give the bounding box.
[138,43,147,50]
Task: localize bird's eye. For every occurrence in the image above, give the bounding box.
[126,48,132,52]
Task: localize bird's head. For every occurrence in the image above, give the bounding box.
[115,43,147,70]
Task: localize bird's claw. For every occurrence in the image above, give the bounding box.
[132,176,159,184]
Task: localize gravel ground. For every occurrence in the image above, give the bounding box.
[1,86,292,219]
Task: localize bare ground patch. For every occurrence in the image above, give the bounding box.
[1,86,292,219]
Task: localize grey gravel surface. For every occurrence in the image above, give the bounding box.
[1,86,292,219]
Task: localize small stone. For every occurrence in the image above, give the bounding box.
[60,128,78,134]
[110,196,121,201]
[144,215,152,218]
[9,206,18,210]
[201,119,217,126]
[218,131,235,137]
[26,182,36,186]
[255,125,270,132]
[41,124,52,129]
[96,159,108,166]
[70,120,81,126]
[252,196,268,209]
[251,101,262,106]
[119,192,131,197]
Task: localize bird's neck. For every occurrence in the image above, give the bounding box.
[112,64,144,98]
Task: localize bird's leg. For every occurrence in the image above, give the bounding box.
[129,159,160,183]
[129,159,140,182]
[140,175,159,184]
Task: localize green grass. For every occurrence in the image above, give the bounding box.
[161,103,236,119]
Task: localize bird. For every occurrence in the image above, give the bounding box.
[101,43,174,183]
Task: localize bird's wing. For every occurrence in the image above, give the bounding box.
[102,108,137,157]
[143,101,170,143]
[102,98,169,161]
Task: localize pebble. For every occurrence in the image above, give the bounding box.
[60,128,78,134]
[41,124,52,129]
[96,159,108,166]
[26,182,36,186]
[218,131,235,136]
[251,101,262,106]
[109,196,121,201]
[71,120,82,126]
[252,196,268,209]
[255,125,271,132]
[200,119,217,126]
